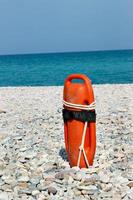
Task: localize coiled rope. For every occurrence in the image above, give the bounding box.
[63,100,96,168]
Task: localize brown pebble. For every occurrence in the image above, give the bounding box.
[48,186,57,195]
[55,172,64,180]
[83,177,97,184]
[18,182,28,189]
[127,182,133,188]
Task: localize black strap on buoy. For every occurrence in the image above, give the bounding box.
[62,109,96,122]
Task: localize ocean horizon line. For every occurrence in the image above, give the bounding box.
[0,48,133,57]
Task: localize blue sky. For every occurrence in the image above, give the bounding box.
[0,0,133,55]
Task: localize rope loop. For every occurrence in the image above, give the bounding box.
[63,100,95,111]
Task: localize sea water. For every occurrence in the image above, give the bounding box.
[0,50,133,86]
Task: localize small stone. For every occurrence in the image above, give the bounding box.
[112,193,122,200]
[67,176,74,184]
[0,110,6,114]
[77,185,98,194]
[19,147,27,152]
[121,186,131,198]
[38,193,47,200]
[102,183,112,192]
[85,167,98,174]
[98,170,110,183]
[0,170,4,177]
[81,190,93,195]
[32,190,40,196]
[18,157,27,163]
[0,180,5,186]
[30,177,41,185]
[74,172,82,181]
[17,175,29,182]
[1,184,12,192]
[54,179,63,185]
[36,153,48,166]
[55,170,74,180]
[0,192,8,200]
[120,177,129,185]
[18,182,28,189]
[99,191,113,198]
[45,177,55,182]
[127,188,133,199]
[37,184,45,191]
[1,175,9,181]
[18,194,29,200]
[73,189,81,196]
[83,174,99,185]
[55,172,64,180]
[16,124,23,129]
[37,179,50,191]
[127,182,133,188]
[48,186,57,195]
[122,172,133,181]
[0,133,8,142]
[4,177,16,186]
[24,152,37,159]
[18,189,32,195]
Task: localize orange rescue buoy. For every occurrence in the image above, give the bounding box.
[63,74,96,168]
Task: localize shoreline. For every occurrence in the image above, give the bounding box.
[0,83,133,88]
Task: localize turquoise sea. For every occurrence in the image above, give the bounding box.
[0,50,133,86]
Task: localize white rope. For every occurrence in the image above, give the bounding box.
[63,100,95,110]
[63,100,95,168]
[77,121,90,167]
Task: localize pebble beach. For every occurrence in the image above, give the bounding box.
[0,84,133,200]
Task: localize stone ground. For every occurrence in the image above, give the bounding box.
[0,84,133,200]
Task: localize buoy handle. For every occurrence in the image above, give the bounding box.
[65,74,91,86]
